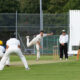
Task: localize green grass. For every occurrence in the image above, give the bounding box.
[10,55,54,61]
[10,55,77,61]
[0,55,80,80]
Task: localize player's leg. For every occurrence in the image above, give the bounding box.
[59,44,63,60]
[0,50,10,70]
[26,36,34,47]
[64,43,68,60]
[5,56,10,66]
[0,51,4,60]
[17,49,29,70]
[0,52,3,57]
[36,43,40,61]
[0,52,10,66]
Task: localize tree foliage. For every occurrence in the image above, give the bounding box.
[46,0,69,13]
[20,0,40,13]
[0,0,80,13]
[63,0,80,12]
[0,0,20,13]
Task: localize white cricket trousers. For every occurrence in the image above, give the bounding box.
[0,51,10,65]
[0,47,29,70]
[0,51,4,57]
[36,43,40,60]
[27,37,40,60]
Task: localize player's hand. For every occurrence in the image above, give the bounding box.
[61,43,64,46]
[50,32,54,35]
[40,46,42,48]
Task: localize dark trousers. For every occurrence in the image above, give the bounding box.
[59,43,68,59]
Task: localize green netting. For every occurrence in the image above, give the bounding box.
[0,13,68,55]
[42,35,59,54]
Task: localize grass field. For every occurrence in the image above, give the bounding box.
[0,55,80,80]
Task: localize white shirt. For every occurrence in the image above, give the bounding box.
[6,38,20,47]
[0,46,5,53]
[59,34,68,44]
[32,34,47,44]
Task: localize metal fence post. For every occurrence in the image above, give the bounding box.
[40,0,43,54]
[16,11,18,39]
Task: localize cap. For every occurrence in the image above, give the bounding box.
[62,30,66,32]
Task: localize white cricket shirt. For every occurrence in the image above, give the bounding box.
[31,34,47,44]
[6,38,20,47]
[59,34,68,44]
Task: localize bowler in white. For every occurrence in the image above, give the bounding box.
[26,30,53,60]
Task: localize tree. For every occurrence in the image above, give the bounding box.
[0,0,20,13]
[20,0,40,13]
[47,0,69,13]
[42,0,50,13]
[63,0,80,12]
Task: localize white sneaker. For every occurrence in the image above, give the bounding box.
[6,65,10,67]
[60,58,62,60]
[0,69,3,71]
[36,59,39,61]
[66,59,68,61]
[26,36,29,39]
[26,67,30,70]
[0,64,4,70]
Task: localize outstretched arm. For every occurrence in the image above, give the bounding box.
[18,45,21,48]
[47,32,54,36]
[6,45,9,50]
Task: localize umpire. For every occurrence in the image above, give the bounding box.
[59,30,68,60]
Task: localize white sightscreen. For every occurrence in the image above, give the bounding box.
[68,10,80,54]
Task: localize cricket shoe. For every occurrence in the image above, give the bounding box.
[36,59,39,61]
[0,69,3,71]
[0,64,4,70]
[60,58,62,61]
[66,58,68,61]
[36,58,40,61]
[6,65,10,67]
[25,67,30,70]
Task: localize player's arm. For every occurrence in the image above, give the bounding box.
[47,32,53,36]
[59,36,64,46]
[37,41,42,48]
[18,40,21,48]
[6,45,9,50]
[18,45,21,48]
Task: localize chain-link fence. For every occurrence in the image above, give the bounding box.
[0,13,69,55]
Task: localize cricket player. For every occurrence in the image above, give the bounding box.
[0,40,10,66]
[0,40,5,57]
[0,35,29,70]
[26,30,53,60]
